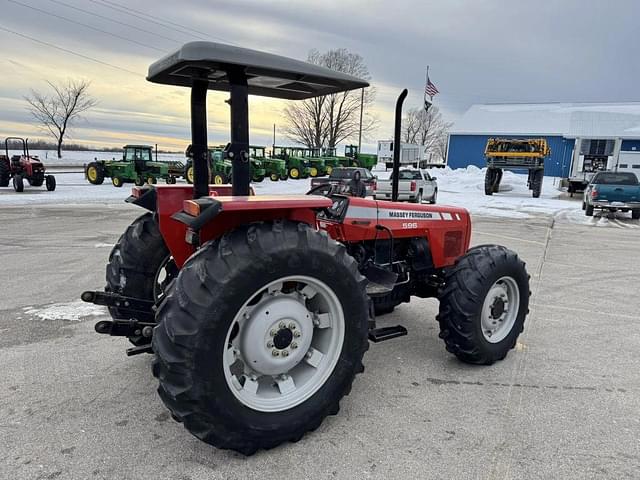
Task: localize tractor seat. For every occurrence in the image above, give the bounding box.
[11,155,21,165]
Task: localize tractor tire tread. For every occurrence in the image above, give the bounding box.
[152,220,370,455]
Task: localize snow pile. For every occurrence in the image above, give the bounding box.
[23,301,106,322]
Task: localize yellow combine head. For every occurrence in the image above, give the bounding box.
[484,138,551,158]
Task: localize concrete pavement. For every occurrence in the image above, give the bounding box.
[0,205,638,479]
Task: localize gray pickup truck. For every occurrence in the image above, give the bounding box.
[374,169,438,204]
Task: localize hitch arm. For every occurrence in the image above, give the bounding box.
[81,290,155,314]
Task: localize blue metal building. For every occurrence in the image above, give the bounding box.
[447,102,640,177]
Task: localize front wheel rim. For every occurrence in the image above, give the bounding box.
[480,276,520,343]
[223,275,345,412]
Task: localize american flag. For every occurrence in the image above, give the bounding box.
[425,77,439,98]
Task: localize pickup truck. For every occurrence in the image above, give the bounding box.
[310,167,376,196]
[374,169,437,204]
[583,171,640,218]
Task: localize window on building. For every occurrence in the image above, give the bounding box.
[619,164,628,169]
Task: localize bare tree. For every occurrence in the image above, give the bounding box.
[25,79,97,158]
[283,48,376,149]
[403,105,452,161]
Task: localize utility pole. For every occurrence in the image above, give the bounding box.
[358,88,364,152]
[273,123,276,150]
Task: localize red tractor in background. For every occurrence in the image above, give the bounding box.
[0,137,56,192]
[82,42,530,455]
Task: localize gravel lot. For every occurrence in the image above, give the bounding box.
[0,204,638,480]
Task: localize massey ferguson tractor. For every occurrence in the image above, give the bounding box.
[81,42,530,455]
[0,137,56,192]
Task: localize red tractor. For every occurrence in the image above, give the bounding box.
[0,137,56,192]
[82,42,530,455]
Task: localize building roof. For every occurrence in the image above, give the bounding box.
[451,102,640,139]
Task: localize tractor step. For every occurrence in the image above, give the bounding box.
[368,325,408,343]
[81,290,155,314]
[126,345,153,356]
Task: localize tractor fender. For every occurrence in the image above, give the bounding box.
[125,186,157,212]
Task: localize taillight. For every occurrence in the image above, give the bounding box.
[410,180,417,191]
[591,189,598,198]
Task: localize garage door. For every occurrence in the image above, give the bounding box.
[617,152,640,173]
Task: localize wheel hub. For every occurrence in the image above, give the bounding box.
[490,297,505,319]
[239,296,313,375]
[480,276,520,343]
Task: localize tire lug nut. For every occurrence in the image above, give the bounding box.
[267,341,274,348]
[272,350,280,357]
[290,342,298,349]
[279,322,285,329]
[294,331,301,338]
[282,350,289,357]
[289,323,296,329]
[269,329,277,337]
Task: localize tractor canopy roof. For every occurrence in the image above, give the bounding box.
[147,42,369,99]
[124,144,153,149]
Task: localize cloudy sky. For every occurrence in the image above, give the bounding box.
[1,0,639,152]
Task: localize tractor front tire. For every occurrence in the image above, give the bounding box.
[86,163,105,185]
[437,245,529,365]
[45,175,56,191]
[112,176,123,187]
[269,173,279,182]
[253,174,265,183]
[289,167,300,179]
[106,213,176,344]
[484,169,495,196]
[152,221,370,455]
[492,169,503,193]
[186,166,194,184]
[531,170,543,198]
[214,173,227,184]
[13,175,24,192]
[0,161,10,187]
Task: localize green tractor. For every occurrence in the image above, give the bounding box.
[318,147,342,175]
[341,144,378,170]
[248,145,266,183]
[85,144,181,187]
[256,146,287,181]
[272,146,311,180]
[184,146,233,184]
[290,147,327,177]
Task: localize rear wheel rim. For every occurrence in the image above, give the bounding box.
[223,275,345,412]
[480,276,520,343]
[88,167,97,181]
[153,255,177,302]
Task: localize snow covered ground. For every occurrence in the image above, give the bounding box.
[0,163,638,228]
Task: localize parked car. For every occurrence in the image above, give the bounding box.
[583,171,640,218]
[310,167,377,196]
[374,169,437,204]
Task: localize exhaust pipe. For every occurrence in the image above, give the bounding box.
[391,89,408,202]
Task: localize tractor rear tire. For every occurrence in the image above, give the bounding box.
[106,213,176,344]
[13,175,24,192]
[185,166,194,184]
[531,170,543,198]
[152,220,370,455]
[86,162,105,185]
[253,175,265,183]
[484,169,495,196]
[45,175,56,191]
[0,160,10,187]
[437,245,529,365]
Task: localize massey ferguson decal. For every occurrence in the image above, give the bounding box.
[384,210,434,219]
